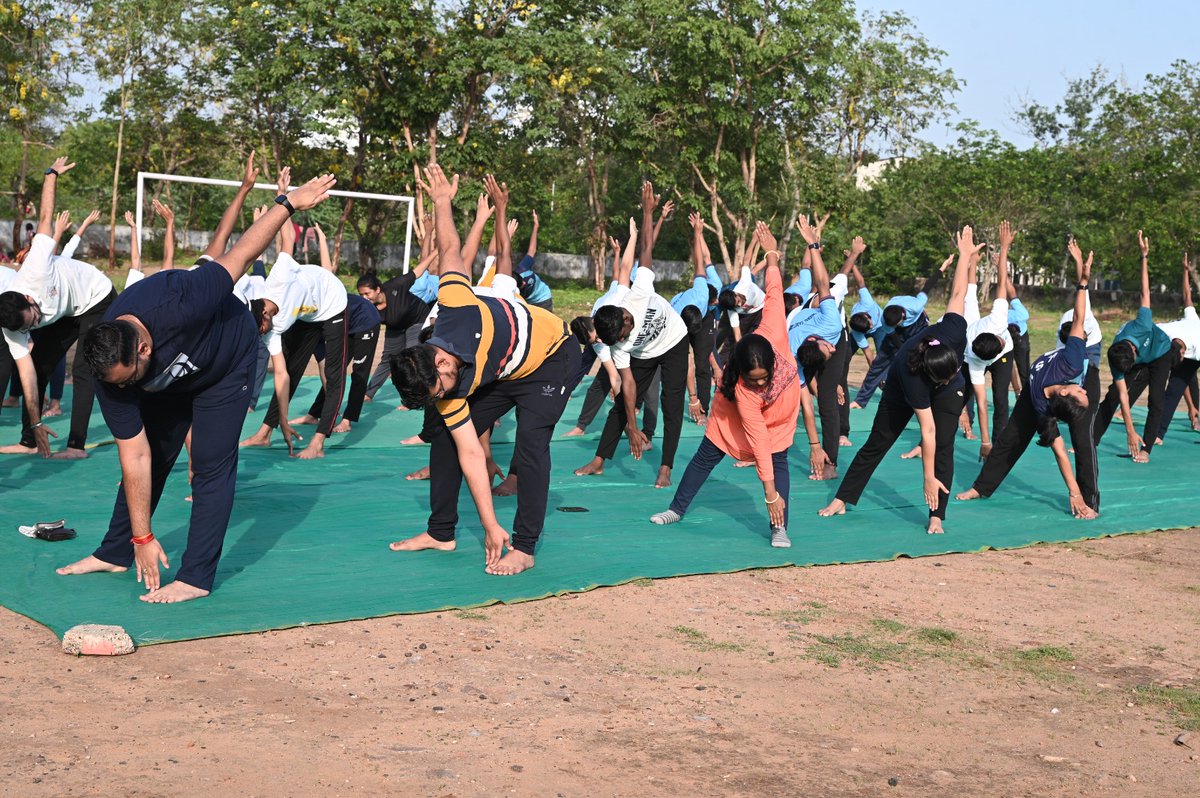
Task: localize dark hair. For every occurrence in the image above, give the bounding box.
[1058,321,1072,345]
[971,332,1003,361]
[720,333,775,401]
[0,291,32,330]
[849,311,873,334]
[680,305,703,334]
[1106,340,1136,375]
[1170,339,1185,367]
[796,338,827,376]
[593,305,625,346]
[1036,391,1088,447]
[248,298,266,331]
[82,320,138,379]
[707,284,718,305]
[717,289,739,311]
[882,304,905,328]
[389,345,439,409]
[1007,323,1022,338]
[418,324,435,344]
[783,293,801,314]
[357,272,382,291]
[907,336,961,383]
[570,315,594,345]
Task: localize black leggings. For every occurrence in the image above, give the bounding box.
[307,326,380,423]
[962,354,1015,436]
[816,328,851,466]
[1155,358,1200,441]
[262,312,349,439]
[1093,353,1172,455]
[595,336,690,469]
[19,289,116,450]
[970,366,1101,511]
[835,386,962,520]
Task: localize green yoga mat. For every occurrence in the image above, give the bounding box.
[1,380,1196,645]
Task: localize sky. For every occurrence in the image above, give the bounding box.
[859,0,1200,148]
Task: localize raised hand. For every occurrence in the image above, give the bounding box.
[123,210,136,230]
[813,212,831,241]
[48,155,75,175]
[659,199,675,220]
[755,220,777,254]
[688,211,703,231]
[151,198,174,223]
[531,209,540,228]
[641,180,658,212]
[482,174,509,209]
[1137,229,1149,258]
[314,223,327,242]
[506,218,518,237]
[998,219,1015,250]
[240,150,259,190]
[276,165,291,196]
[419,165,459,205]
[81,209,101,228]
[287,174,337,211]
[52,210,71,240]
[252,205,265,222]
[795,214,819,246]
[956,225,985,257]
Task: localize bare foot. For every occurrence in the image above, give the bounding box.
[818,499,846,517]
[927,518,945,535]
[405,466,430,481]
[564,426,587,437]
[293,444,324,460]
[962,430,978,441]
[1154,437,1164,447]
[400,434,427,445]
[810,464,838,482]
[240,432,272,448]
[43,400,63,418]
[492,473,519,497]
[140,580,210,603]
[654,466,672,489]
[641,435,654,452]
[390,532,456,552]
[1,396,17,408]
[48,447,87,460]
[574,458,605,477]
[849,401,862,410]
[0,444,37,455]
[184,495,192,502]
[839,436,852,447]
[289,413,319,426]
[57,555,128,576]
[899,445,922,460]
[955,488,981,501]
[734,459,755,468]
[486,550,534,575]
[332,418,352,434]
[396,405,410,412]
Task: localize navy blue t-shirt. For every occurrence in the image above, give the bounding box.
[882,313,968,410]
[97,261,258,439]
[345,293,382,336]
[1029,336,1087,417]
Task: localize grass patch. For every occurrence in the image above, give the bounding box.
[1015,645,1075,662]
[672,626,744,653]
[871,618,906,634]
[749,602,828,625]
[805,632,911,669]
[916,627,959,645]
[628,578,654,588]
[1183,585,1200,594]
[454,609,490,621]
[1133,685,1200,731]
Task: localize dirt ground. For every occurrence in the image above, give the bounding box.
[2,529,1197,797]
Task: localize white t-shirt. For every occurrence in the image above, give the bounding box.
[233,273,267,304]
[1157,307,1200,361]
[261,253,348,356]
[60,234,83,260]
[610,268,687,370]
[591,281,630,363]
[732,266,765,314]
[963,284,1014,384]
[1057,291,1102,348]
[0,264,16,292]
[3,233,113,359]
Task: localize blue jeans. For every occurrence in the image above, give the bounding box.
[668,436,791,528]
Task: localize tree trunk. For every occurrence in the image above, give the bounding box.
[107,78,130,267]
[585,156,608,290]
[12,129,30,254]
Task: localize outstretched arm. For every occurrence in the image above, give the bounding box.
[314,224,333,272]
[794,215,829,297]
[639,182,659,270]
[459,193,492,273]
[688,212,706,279]
[841,236,865,276]
[1137,229,1150,308]
[484,175,511,276]
[620,217,638,286]
[1066,237,1092,340]
[220,174,335,284]
[995,220,1013,302]
[205,151,260,259]
[38,156,75,236]
[651,199,673,246]
[51,210,71,247]
[124,211,141,273]
[527,209,539,258]
[416,164,465,277]
[153,199,175,270]
[1050,437,1094,518]
[1184,253,1195,309]
[948,226,983,317]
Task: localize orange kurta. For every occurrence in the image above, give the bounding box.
[704,259,801,482]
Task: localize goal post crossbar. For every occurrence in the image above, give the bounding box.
[135,172,416,273]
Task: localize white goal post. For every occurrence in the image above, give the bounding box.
[135,172,416,272]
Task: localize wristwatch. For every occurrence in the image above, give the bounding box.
[274,194,296,215]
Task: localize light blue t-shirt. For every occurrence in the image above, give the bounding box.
[850,287,884,350]
[409,271,438,303]
[516,254,552,304]
[670,275,710,315]
[704,265,723,293]
[886,292,928,327]
[785,269,813,299]
[787,296,842,354]
[1007,298,1030,336]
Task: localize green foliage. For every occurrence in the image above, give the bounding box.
[1133,685,1200,731]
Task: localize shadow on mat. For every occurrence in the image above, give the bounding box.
[209,480,322,590]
